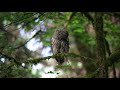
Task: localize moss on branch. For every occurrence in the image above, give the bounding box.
[27,53,95,64]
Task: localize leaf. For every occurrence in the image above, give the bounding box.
[74,28,83,33]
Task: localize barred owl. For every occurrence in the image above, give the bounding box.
[51,29,69,64]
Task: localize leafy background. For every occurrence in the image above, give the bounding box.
[0,12,120,78]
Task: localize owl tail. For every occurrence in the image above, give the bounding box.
[56,57,64,65]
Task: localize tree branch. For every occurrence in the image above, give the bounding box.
[64,12,76,29]
[84,48,120,78]
[81,12,94,25]
[84,68,102,78]
[26,53,95,64]
[0,52,21,65]
[105,12,120,19]
[0,52,95,65]
[1,13,38,30]
[1,49,120,78]
[14,30,42,49]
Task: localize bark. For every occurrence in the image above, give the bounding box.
[94,12,108,77]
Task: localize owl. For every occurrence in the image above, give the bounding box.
[51,29,69,64]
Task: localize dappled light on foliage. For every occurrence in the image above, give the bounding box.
[0,12,120,78]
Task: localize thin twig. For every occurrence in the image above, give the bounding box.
[1,12,39,30]
[14,12,54,49]
[10,12,46,32]
[0,52,21,65]
[14,30,42,49]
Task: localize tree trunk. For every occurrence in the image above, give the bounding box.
[94,12,108,78]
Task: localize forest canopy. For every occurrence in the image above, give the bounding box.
[0,12,120,78]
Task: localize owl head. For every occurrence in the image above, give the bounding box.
[53,29,68,40]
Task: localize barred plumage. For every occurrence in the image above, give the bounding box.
[51,29,69,64]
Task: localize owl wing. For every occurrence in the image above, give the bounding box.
[51,38,61,55]
[60,39,69,53]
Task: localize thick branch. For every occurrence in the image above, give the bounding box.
[2,46,120,66]
[81,12,94,25]
[27,53,95,64]
[1,49,120,78]
[0,52,95,65]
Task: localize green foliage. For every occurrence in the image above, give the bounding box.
[0,12,120,78]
